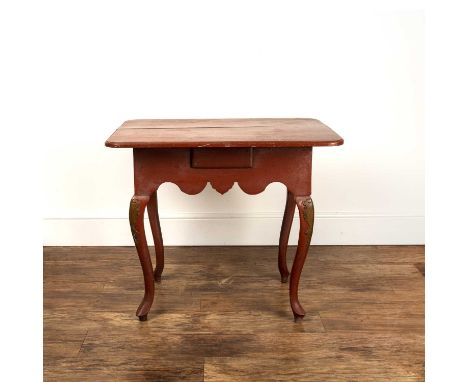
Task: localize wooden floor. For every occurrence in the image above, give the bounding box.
[44,246,424,381]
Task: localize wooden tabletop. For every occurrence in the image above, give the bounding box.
[105,118,343,148]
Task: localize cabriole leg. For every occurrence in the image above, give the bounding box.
[278,190,295,283]
[289,196,314,321]
[148,190,164,282]
[129,195,155,321]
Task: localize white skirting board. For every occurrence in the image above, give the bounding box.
[43,213,424,246]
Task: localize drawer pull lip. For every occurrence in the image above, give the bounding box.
[190,148,253,169]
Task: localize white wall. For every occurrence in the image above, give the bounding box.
[42,2,424,245]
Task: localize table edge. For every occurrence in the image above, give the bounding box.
[104,138,344,148]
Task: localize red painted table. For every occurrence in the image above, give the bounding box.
[106,118,343,321]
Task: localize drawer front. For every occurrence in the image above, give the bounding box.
[190,148,253,169]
